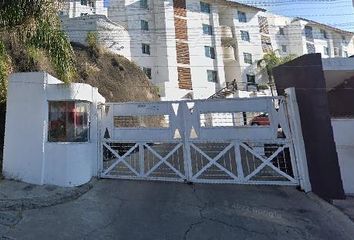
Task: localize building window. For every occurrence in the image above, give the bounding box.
[281,45,287,53]
[141,20,149,31]
[334,47,339,56]
[142,43,150,55]
[279,27,285,35]
[202,24,213,35]
[342,35,346,41]
[140,0,148,9]
[200,2,211,13]
[258,16,269,34]
[240,30,250,42]
[81,0,88,6]
[261,35,272,53]
[246,74,256,84]
[305,26,313,41]
[48,101,90,142]
[207,70,218,83]
[344,51,348,57]
[238,11,247,22]
[204,46,215,59]
[306,43,315,54]
[143,67,152,79]
[243,52,252,64]
[324,46,329,56]
[320,29,327,39]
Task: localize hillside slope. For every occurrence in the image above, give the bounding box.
[0,42,160,175]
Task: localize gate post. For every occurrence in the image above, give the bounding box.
[285,88,311,192]
[97,104,104,178]
[180,102,192,182]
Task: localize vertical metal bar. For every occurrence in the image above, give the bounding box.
[139,143,144,177]
[234,141,244,181]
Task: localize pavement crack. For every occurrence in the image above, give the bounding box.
[183,220,204,240]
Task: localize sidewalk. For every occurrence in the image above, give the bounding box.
[333,196,354,222]
[0,179,93,211]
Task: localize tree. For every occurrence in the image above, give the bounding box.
[0,0,76,102]
[257,50,296,95]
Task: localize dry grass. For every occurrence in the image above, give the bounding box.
[72,43,159,102]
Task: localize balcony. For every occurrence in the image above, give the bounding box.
[222,47,236,61]
[220,25,233,39]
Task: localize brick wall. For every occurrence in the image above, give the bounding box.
[174,17,188,40]
[173,0,187,17]
[176,42,190,64]
[173,0,191,90]
[177,67,192,90]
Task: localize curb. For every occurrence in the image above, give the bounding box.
[0,181,94,211]
[307,192,354,237]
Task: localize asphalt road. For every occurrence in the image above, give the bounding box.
[1,179,354,240]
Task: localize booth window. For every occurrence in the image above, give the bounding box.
[48,101,90,142]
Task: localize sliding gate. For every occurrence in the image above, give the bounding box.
[98,97,301,186]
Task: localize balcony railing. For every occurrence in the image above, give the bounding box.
[220,25,233,39]
[222,47,236,61]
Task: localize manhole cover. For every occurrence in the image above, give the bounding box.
[0,212,21,226]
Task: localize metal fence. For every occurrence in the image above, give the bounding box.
[99,97,299,186]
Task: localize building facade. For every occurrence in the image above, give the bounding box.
[61,0,354,101]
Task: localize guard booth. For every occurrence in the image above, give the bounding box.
[2,72,105,187]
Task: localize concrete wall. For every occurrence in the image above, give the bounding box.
[2,72,105,187]
[273,53,345,200]
[62,15,131,59]
[331,118,354,195]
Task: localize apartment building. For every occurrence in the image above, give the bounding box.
[60,0,108,18]
[61,0,354,101]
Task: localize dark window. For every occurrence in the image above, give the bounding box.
[240,30,250,42]
[200,2,211,13]
[81,0,88,6]
[142,43,150,54]
[305,26,313,41]
[246,74,256,84]
[306,43,315,54]
[238,11,246,22]
[202,24,213,35]
[204,46,215,59]
[141,20,149,30]
[243,52,252,64]
[140,0,148,9]
[282,45,287,53]
[143,67,152,79]
[279,27,285,35]
[261,35,272,53]
[320,29,327,39]
[48,101,90,142]
[324,46,329,55]
[207,70,218,82]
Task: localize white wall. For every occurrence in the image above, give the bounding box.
[3,72,105,187]
[62,15,131,59]
[61,0,108,18]
[331,118,354,195]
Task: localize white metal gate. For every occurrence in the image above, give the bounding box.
[98,96,303,186]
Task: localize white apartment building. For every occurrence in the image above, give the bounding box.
[60,0,108,18]
[61,0,354,101]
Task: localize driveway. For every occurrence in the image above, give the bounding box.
[0,180,353,240]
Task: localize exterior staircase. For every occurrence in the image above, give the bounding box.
[208,80,238,99]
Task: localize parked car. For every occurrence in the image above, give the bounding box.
[250,113,270,126]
